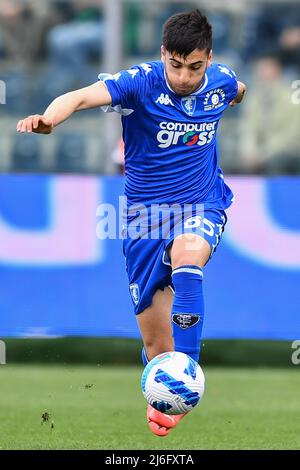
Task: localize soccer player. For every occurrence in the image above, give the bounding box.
[17,10,246,436]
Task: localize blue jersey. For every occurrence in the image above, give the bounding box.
[99,60,238,209]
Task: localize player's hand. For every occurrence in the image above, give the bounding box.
[229,98,238,107]
[229,82,247,107]
[229,94,245,107]
[16,115,54,134]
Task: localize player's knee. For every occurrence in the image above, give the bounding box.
[171,235,211,269]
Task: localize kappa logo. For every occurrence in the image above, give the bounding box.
[155,93,174,106]
[114,63,153,81]
[127,69,139,78]
[172,314,200,330]
[129,283,140,305]
[218,65,235,78]
[140,63,152,75]
[113,72,121,81]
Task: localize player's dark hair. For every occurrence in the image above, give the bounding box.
[162,9,212,58]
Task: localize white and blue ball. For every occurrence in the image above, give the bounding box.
[141,351,205,415]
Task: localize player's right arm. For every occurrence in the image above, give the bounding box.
[16,82,112,134]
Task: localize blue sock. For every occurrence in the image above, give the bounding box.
[141,346,149,367]
[171,265,204,362]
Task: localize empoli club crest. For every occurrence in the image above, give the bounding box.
[130,283,140,305]
[181,96,196,116]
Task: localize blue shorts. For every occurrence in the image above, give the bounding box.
[123,206,227,315]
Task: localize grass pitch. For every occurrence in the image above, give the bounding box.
[0,365,299,450]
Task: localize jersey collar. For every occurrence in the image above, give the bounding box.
[163,69,208,96]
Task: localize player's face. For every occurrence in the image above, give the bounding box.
[161,46,212,96]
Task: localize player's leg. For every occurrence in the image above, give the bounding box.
[145,211,226,436]
[136,286,174,362]
[137,286,187,437]
[135,234,210,363]
[168,233,210,363]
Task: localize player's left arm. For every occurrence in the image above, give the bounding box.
[229,81,247,107]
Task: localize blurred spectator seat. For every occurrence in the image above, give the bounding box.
[0,71,28,115]
[241,3,300,72]
[45,2,105,95]
[12,134,42,171]
[55,134,87,173]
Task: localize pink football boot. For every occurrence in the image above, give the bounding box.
[146,404,186,437]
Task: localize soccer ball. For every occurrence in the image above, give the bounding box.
[141,351,205,415]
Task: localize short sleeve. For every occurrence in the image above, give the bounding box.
[216,64,238,104]
[98,63,155,114]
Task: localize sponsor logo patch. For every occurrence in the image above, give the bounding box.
[156,120,217,148]
[172,313,200,329]
[204,88,226,111]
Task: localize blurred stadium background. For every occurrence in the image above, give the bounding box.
[0,0,300,450]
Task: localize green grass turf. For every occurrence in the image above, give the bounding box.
[0,365,299,450]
